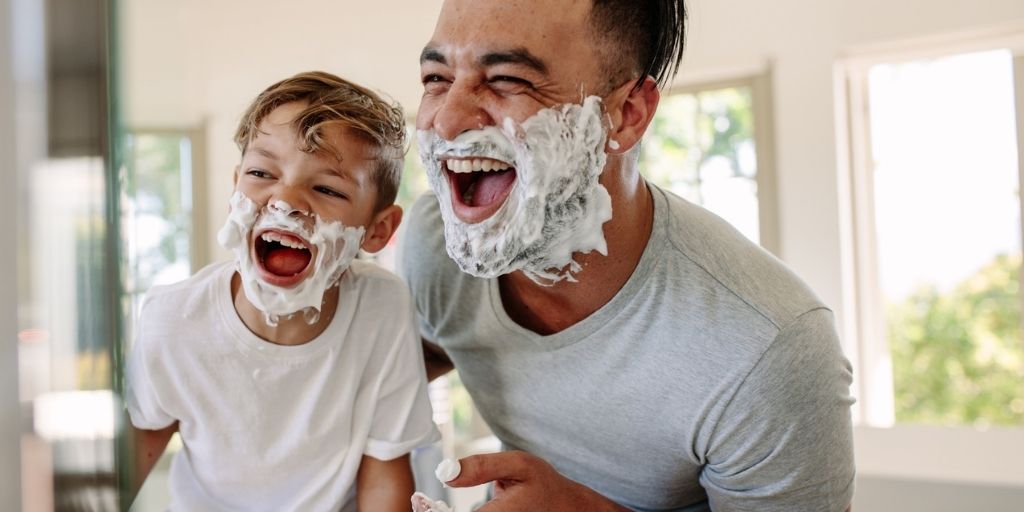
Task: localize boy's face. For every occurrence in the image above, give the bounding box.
[232,101,380,289]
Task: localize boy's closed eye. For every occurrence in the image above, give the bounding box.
[314,185,348,200]
[246,168,274,179]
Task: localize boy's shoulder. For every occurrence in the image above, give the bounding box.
[141,261,232,317]
[344,259,413,305]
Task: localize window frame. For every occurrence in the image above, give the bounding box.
[657,70,781,255]
[835,24,1024,485]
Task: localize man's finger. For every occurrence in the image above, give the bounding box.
[444,451,536,488]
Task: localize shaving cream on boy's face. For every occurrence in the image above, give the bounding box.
[417,96,613,285]
[216,191,365,326]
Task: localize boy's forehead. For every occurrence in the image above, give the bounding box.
[253,103,376,162]
[248,117,378,191]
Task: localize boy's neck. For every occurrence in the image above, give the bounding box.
[230,272,339,346]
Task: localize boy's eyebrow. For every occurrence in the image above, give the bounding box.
[251,146,278,160]
[321,167,361,188]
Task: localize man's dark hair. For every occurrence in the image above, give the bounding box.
[590,0,687,90]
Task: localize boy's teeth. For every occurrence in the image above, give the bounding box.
[260,232,306,249]
[448,157,511,173]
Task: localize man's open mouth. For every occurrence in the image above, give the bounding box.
[252,229,313,286]
[445,157,517,223]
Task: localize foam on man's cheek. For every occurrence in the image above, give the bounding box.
[217,191,365,326]
[418,96,613,284]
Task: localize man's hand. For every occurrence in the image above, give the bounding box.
[444,451,628,512]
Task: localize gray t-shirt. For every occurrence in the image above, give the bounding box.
[398,185,855,511]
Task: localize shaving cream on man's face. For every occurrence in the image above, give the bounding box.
[216,191,365,326]
[417,96,613,285]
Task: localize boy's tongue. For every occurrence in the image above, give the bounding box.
[264,247,310,276]
[469,169,515,206]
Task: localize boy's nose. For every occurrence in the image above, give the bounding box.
[268,187,311,218]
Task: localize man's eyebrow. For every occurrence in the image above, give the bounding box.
[420,46,446,65]
[480,48,548,75]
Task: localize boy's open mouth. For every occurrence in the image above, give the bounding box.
[252,229,313,287]
[445,157,517,224]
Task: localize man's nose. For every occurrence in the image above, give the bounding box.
[432,81,493,141]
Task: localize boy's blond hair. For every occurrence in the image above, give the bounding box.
[234,71,406,210]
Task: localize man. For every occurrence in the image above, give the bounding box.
[398,1,856,510]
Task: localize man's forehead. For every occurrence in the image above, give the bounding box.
[430,0,593,49]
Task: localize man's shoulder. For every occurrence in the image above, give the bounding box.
[400,193,447,260]
[396,193,465,289]
[654,186,826,328]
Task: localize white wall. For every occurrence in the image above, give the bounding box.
[0,0,23,509]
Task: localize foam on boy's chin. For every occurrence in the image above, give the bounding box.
[216,191,365,326]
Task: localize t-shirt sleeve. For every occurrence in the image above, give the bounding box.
[124,296,177,430]
[700,307,856,512]
[364,287,441,460]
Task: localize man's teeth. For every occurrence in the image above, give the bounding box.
[260,232,307,249]
[447,158,512,174]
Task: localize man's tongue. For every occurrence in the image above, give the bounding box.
[263,247,310,276]
[466,169,515,207]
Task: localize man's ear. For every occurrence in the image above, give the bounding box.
[360,204,403,253]
[604,76,660,154]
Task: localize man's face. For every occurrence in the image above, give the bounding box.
[233,101,378,288]
[416,0,621,284]
[417,0,606,224]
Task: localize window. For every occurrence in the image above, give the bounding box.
[121,131,201,325]
[640,75,779,253]
[842,44,1024,429]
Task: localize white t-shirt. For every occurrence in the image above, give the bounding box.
[126,260,440,512]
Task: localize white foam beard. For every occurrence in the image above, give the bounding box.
[417,95,613,285]
[216,191,365,326]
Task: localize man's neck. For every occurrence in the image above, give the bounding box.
[230,273,338,346]
[498,158,654,335]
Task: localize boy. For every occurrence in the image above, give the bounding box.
[126,71,440,511]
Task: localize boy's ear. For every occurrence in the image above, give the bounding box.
[232,165,240,187]
[360,204,403,253]
[604,76,660,154]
